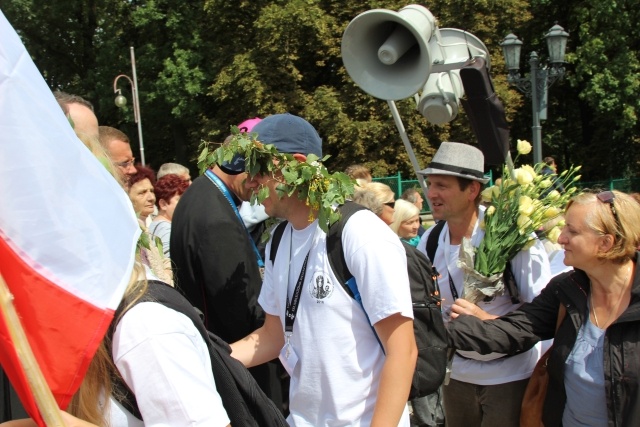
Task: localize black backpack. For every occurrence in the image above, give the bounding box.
[110,280,288,427]
[270,201,448,399]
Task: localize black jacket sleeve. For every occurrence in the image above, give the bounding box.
[446,274,569,355]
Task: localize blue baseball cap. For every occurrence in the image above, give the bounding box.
[219,113,323,175]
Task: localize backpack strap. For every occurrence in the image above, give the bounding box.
[110,281,287,426]
[426,220,446,263]
[326,201,368,296]
[269,220,289,264]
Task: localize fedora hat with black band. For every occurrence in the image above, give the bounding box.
[417,141,489,184]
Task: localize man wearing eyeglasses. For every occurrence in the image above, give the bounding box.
[98,126,137,187]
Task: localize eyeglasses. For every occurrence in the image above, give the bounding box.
[115,158,135,168]
[596,190,621,231]
[384,201,395,208]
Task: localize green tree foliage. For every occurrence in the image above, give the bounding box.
[2,0,638,181]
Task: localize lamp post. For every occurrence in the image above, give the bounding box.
[500,24,569,164]
[113,46,145,166]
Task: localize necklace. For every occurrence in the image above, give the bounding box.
[590,266,631,329]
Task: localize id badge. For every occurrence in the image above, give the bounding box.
[278,333,299,376]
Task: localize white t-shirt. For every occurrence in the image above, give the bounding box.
[259,210,413,427]
[417,207,552,385]
[110,302,230,426]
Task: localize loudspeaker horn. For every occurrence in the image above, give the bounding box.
[417,29,490,124]
[417,71,464,125]
[341,5,437,101]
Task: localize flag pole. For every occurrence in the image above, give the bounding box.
[0,273,66,427]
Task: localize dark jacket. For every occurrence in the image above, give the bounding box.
[447,252,640,427]
[170,174,264,342]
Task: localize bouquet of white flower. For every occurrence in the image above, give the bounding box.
[458,139,582,303]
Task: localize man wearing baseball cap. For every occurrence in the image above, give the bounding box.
[416,142,551,427]
[231,113,416,426]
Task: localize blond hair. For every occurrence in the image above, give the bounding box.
[67,263,148,425]
[352,182,394,215]
[566,190,640,263]
[390,199,420,236]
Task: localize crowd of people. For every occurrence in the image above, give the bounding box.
[2,92,640,427]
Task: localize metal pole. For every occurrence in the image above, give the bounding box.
[387,100,429,197]
[529,52,542,164]
[130,47,145,166]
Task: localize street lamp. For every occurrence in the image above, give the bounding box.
[113,46,145,166]
[500,24,569,164]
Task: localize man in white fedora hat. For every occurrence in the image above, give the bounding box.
[416,142,551,427]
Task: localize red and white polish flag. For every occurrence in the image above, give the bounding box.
[0,9,140,424]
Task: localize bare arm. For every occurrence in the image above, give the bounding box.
[370,313,417,427]
[450,298,498,320]
[230,313,284,368]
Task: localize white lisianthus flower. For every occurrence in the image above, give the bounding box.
[492,185,501,198]
[539,179,553,189]
[486,206,496,216]
[544,206,561,218]
[522,164,537,179]
[518,196,535,216]
[547,190,561,201]
[481,186,494,203]
[515,168,534,185]
[517,139,532,155]
[547,226,562,244]
[517,214,532,234]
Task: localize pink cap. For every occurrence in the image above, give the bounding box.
[238,117,262,132]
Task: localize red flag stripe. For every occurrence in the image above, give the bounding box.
[0,236,114,416]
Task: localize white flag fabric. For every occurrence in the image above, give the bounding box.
[0,8,140,424]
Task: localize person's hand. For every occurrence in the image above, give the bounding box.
[450,298,498,320]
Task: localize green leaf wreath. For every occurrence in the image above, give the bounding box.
[197,127,355,233]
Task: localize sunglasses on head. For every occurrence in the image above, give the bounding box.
[596,190,621,231]
[384,201,395,208]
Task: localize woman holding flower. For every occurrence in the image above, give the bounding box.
[447,190,640,426]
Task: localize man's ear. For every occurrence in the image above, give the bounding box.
[469,181,482,200]
[292,153,307,162]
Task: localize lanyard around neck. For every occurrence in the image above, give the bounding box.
[285,250,310,333]
[205,170,264,268]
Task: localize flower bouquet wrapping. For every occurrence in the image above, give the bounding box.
[458,140,582,304]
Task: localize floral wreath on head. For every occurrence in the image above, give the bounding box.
[197,127,356,235]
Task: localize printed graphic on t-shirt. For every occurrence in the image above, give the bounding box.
[309,271,333,302]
